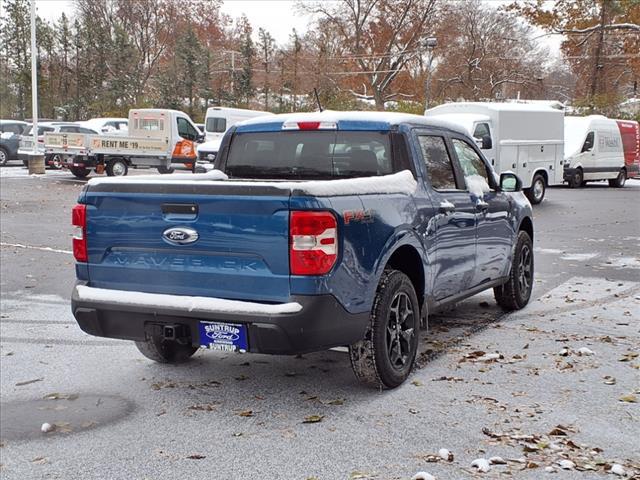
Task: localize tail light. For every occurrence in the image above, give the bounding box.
[72,204,87,262]
[290,211,338,275]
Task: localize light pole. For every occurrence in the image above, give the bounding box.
[29,0,45,174]
[424,37,437,111]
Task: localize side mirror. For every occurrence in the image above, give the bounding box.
[474,135,492,150]
[196,133,205,143]
[500,172,522,192]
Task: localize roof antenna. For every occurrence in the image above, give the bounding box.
[313,88,324,112]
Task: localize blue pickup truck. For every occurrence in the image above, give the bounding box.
[71,111,534,388]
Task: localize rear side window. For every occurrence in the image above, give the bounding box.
[60,126,78,133]
[26,126,54,135]
[1,123,23,134]
[225,131,392,180]
[206,117,227,133]
[418,135,457,190]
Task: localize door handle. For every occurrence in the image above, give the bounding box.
[439,201,456,214]
[476,200,489,212]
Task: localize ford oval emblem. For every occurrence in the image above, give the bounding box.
[162,227,199,245]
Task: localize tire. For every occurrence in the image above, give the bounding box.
[525,174,546,204]
[157,165,174,174]
[49,154,63,170]
[106,158,128,176]
[349,269,420,389]
[69,166,90,178]
[135,335,198,364]
[608,169,626,188]
[568,168,583,188]
[0,147,8,166]
[494,230,534,311]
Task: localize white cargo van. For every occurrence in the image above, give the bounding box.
[425,102,565,204]
[198,107,273,162]
[564,115,630,188]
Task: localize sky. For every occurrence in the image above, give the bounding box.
[30,0,561,52]
[31,0,314,45]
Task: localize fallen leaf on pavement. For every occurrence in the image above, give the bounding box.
[603,376,616,385]
[186,454,206,460]
[237,410,254,417]
[43,393,79,401]
[619,394,637,403]
[15,378,43,387]
[303,415,324,423]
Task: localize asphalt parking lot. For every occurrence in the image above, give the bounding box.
[1,165,639,479]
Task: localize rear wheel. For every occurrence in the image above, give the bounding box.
[49,154,63,170]
[608,169,626,188]
[0,147,8,166]
[135,335,198,364]
[568,168,583,188]
[106,158,128,176]
[525,174,546,204]
[69,166,90,178]
[350,269,420,389]
[157,165,174,174]
[494,230,534,311]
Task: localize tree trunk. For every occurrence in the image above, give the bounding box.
[589,0,607,109]
[374,89,385,111]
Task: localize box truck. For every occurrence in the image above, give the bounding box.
[425,102,565,204]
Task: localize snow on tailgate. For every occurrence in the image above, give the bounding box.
[75,286,303,315]
[88,170,417,196]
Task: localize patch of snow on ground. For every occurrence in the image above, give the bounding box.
[560,252,598,262]
[602,256,640,269]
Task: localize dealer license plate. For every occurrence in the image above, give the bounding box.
[199,321,248,353]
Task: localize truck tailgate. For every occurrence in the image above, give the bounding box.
[83,182,291,303]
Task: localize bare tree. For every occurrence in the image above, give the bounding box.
[304,0,437,110]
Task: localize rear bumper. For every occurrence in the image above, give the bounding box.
[71,284,369,355]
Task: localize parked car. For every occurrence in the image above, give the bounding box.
[19,122,98,169]
[80,117,128,135]
[0,120,29,165]
[564,115,631,188]
[70,111,534,389]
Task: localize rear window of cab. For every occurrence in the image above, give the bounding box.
[225,131,394,180]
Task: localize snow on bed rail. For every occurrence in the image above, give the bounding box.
[88,169,417,196]
[88,169,229,185]
[75,286,303,315]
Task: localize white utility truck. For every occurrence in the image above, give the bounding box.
[44,109,203,178]
[425,102,565,204]
[563,115,630,188]
[197,106,273,162]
